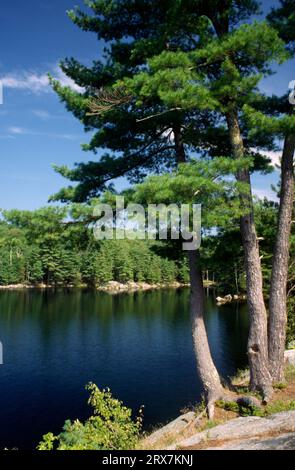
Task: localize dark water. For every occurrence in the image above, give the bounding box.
[0,288,249,449]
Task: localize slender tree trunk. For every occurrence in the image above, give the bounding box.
[173,125,186,163]
[188,249,224,418]
[269,135,295,382]
[234,263,239,295]
[174,124,224,414]
[226,111,272,401]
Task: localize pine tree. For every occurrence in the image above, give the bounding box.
[118,15,287,400]
[48,0,291,409]
[95,244,114,285]
[112,241,134,283]
[161,258,177,284]
[26,247,44,285]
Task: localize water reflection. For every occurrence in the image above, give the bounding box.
[0,288,248,449]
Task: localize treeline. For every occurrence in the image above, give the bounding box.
[0,209,189,287]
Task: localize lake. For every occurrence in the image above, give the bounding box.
[0,288,249,449]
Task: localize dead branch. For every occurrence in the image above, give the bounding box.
[136,107,182,123]
[87,87,133,115]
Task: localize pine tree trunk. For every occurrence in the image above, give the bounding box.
[174,125,224,415]
[269,135,295,382]
[188,249,224,417]
[173,124,186,163]
[226,111,272,401]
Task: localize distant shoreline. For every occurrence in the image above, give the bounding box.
[0,281,193,294]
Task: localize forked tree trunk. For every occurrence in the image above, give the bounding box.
[188,249,224,418]
[269,134,295,382]
[226,111,272,401]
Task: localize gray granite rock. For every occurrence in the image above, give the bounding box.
[170,411,295,450]
[143,412,195,447]
[208,433,295,450]
[285,349,295,366]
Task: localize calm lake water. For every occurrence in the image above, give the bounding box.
[0,288,249,449]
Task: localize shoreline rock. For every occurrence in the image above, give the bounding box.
[285,349,295,366]
[97,281,189,293]
[216,293,247,304]
[141,412,196,448]
[0,281,189,294]
[170,411,295,450]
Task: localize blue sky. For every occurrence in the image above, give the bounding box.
[0,0,294,210]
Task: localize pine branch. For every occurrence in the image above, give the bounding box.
[136,108,182,123]
[87,88,133,115]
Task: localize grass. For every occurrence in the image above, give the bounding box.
[230,368,250,386]
[194,399,206,415]
[216,396,295,418]
[201,419,222,431]
[216,399,261,417]
[285,364,295,381]
[273,382,287,390]
[262,400,295,416]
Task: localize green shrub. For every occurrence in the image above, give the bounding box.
[217,398,295,418]
[37,383,143,450]
[287,297,295,344]
[178,258,190,283]
[273,382,287,390]
[161,258,176,283]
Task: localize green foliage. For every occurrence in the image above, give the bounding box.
[178,258,190,284]
[287,297,295,343]
[262,400,295,416]
[0,210,187,287]
[48,0,280,203]
[216,399,261,416]
[37,383,143,450]
[217,398,295,418]
[161,258,177,284]
[268,0,295,53]
[26,247,43,283]
[216,399,240,413]
[273,382,287,390]
[194,398,207,415]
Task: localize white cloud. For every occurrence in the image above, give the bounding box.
[54,67,84,93]
[253,187,278,202]
[260,150,282,169]
[250,148,283,171]
[7,126,80,140]
[0,66,84,94]
[8,126,28,134]
[32,109,51,120]
[1,73,50,93]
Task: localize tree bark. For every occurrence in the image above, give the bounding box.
[173,124,186,163]
[188,249,224,418]
[226,111,272,401]
[174,124,224,415]
[269,134,295,382]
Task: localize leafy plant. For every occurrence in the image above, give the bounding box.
[37,383,143,450]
